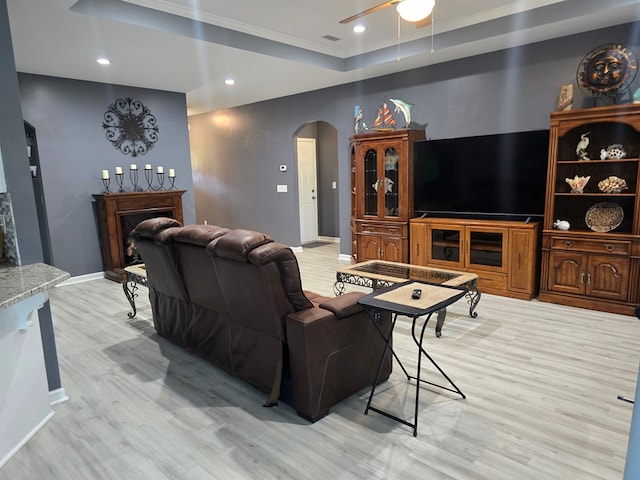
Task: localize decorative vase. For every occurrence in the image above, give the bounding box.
[553,220,571,231]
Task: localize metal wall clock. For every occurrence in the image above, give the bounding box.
[577,43,638,98]
[102,97,159,156]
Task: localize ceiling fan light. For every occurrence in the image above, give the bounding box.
[396,0,435,23]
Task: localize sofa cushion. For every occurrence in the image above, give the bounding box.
[248,242,313,311]
[173,224,230,246]
[209,229,273,261]
[131,217,181,240]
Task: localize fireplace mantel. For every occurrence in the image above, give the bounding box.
[93,191,185,282]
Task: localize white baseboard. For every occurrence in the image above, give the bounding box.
[338,254,352,262]
[290,246,303,252]
[49,387,69,405]
[0,410,55,469]
[57,271,104,287]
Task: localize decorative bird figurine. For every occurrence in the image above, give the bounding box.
[354,106,368,133]
[354,107,363,134]
[389,98,413,128]
[576,132,590,160]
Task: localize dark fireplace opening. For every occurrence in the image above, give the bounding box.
[120,211,172,266]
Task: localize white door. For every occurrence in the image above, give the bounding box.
[297,138,318,244]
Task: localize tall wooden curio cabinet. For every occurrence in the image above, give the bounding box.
[350,129,425,263]
[539,104,640,315]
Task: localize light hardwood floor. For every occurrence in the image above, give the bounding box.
[2,243,640,479]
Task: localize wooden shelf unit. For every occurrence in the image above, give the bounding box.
[539,104,640,315]
[93,191,185,282]
[410,217,541,300]
[350,129,425,263]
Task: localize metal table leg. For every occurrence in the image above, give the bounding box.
[122,278,138,318]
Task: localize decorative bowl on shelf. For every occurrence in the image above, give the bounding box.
[597,176,628,193]
[565,175,591,193]
[585,202,624,232]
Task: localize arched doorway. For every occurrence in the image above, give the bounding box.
[294,121,339,245]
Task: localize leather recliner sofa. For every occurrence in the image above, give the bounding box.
[131,217,392,422]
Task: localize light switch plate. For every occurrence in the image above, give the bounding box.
[277,184,287,192]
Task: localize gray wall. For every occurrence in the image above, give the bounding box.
[316,122,339,238]
[189,22,640,254]
[18,74,195,276]
[0,3,42,264]
[0,1,58,392]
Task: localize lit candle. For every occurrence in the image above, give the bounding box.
[130,163,138,170]
[144,164,152,170]
[102,169,109,179]
[168,168,176,178]
[157,166,164,174]
[115,166,123,175]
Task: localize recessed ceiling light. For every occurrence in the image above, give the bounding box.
[225,78,235,86]
[353,25,366,33]
[96,57,110,65]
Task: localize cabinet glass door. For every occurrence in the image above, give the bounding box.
[430,228,461,263]
[468,230,503,267]
[363,148,378,216]
[383,147,399,218]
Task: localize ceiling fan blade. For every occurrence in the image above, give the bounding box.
[339,0,400,24]
[414,14,432,28]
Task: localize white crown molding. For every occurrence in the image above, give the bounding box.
[122,0,349,57]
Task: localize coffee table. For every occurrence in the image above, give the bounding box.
[358,280,468,436]
[335,260,480,336]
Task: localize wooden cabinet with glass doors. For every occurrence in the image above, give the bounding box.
[539,104,640,315]
[350,129,425,263]
[410,217,541,300]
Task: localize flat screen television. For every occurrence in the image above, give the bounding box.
[413,130,550,220]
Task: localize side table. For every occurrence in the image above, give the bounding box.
[358,280,467,436]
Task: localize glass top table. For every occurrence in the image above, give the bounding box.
[335,260,481,335]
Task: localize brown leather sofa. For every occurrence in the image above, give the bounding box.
[131,217,392,422]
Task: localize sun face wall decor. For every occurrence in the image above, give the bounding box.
[577,43,638,99]
[102,97,159,157]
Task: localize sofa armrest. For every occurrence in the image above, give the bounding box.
[285,302,392,422]
[318,292,364,319]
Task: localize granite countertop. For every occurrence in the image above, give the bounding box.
[0,263,70,310]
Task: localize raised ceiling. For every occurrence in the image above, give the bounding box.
[7,0,640,115]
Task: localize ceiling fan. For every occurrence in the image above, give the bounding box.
[339,0,435,27]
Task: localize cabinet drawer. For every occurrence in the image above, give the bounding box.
[358,222,406,236]
[550,237,630,255]
[477,272,508,292]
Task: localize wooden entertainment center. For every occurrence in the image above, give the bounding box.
[410,217,541,300]
[350,129,542,300]
[538,104,640,315]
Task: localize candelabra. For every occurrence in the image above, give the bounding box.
[115,172,124,192]
[156,172,165,191]
[144,168,154,191]
[102,177,111,194]
[130,168,141,192]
